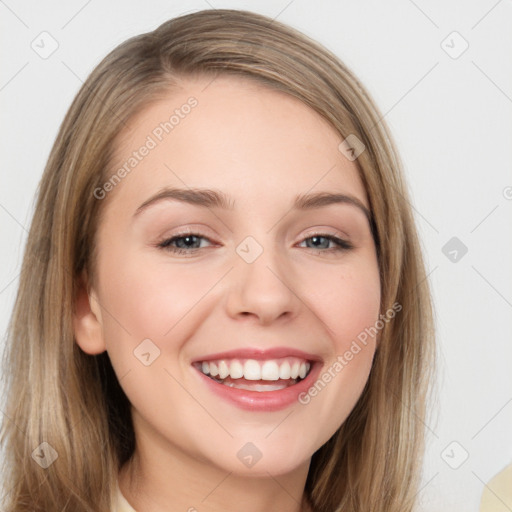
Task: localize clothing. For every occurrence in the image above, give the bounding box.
[114,481,137,512]
[479,464,512,512]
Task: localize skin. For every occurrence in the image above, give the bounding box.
[74,75,381,512]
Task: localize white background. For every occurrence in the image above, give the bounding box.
[1,1,511,510]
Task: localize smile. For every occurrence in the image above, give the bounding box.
[191,348,321,411]
[196,357,312,391]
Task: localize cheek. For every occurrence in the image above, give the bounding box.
[95,253,215,436]
[293,269,380,450]
[294,256,380,411]
[303,258,381,350]
[98,251,212,344]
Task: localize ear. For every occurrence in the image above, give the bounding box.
[73,271,106,355]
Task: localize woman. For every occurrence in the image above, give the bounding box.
[0,9,434,512]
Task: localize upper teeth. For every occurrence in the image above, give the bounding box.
[199,357,311,381]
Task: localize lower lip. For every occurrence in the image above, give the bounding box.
[193,362,322,412]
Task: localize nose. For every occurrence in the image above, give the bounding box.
[224,243,300,326]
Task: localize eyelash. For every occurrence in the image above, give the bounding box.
[156,231,354,256]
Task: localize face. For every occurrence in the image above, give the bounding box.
[75,76,381,478]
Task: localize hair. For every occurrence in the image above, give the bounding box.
[0,8,435,512]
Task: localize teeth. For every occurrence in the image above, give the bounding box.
[261,361,279,380]
[197,357,312,382]
[229,360,244,379]
[218,360,229,379]
[290,361,300,379]
[244,360,261,380]
[279,361,291,379]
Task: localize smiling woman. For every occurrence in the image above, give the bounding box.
[0,9,434,512]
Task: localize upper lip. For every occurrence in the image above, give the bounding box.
[191,346,323,363]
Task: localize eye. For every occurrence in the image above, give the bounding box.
[157,232,215,255]
[156,231,354,256]
[298,233,353,253]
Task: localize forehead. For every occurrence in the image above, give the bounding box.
[106,75,369,214]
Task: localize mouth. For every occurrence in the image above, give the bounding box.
[191,348,322,411]
[193,357,312,392]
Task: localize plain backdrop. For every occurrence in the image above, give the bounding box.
[1,1,511,510]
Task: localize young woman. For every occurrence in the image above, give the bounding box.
[0,9,435,512]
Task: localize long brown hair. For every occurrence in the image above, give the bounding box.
[0,9,435,512]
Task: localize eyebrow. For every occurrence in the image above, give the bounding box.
[133,187,372,222]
